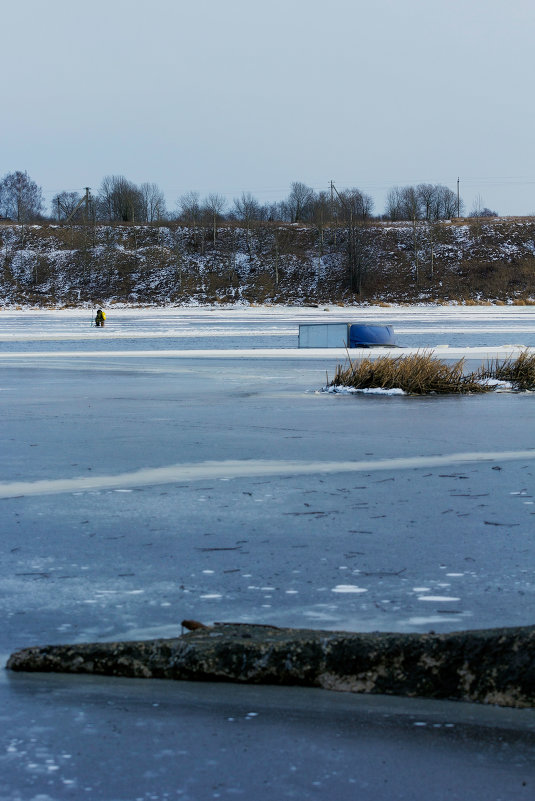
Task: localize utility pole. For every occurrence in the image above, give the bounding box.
[330,180,337,245]
[457,177,460,218]
[84,187,91,224]
[65,189,91,225]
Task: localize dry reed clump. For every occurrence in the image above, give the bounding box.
[331,351,535,395]
[479,350,535,391]
[332,352,489,395]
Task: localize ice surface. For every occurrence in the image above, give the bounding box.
[1,305,535,799]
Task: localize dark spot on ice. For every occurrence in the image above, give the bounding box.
[196,546,242,552]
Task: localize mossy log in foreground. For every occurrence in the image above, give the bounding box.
[6,623,535,708]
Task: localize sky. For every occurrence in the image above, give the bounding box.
[3,0,535,217]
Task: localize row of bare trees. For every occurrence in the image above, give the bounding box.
[52,177,166,224]
[385,183,462,221]
[2,170,479,226]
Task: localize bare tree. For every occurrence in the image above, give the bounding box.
[401,186,421,221]
[51,191,83,221]
[0,171,44,222]
[98,176,115,221]
[433,185,461,219]
[233,192,261,225]
[385,187,405,221]
[140,183,166,222]
[285,182,315,223]
[233,192,262,255]
[261,201,285,221]
[177,190,203,252]
[416,184,437,220]
[178,191,200,235]
[98,175,143,222]
[336,188,374,220]
[203,193,226,245]
[331,185,371,293]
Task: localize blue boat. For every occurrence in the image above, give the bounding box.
[349,324,396,348]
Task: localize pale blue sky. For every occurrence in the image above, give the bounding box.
[3,0,534,216]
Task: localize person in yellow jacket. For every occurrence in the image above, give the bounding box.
[95,309,106,327]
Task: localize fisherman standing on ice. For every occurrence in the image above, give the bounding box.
[95,309,106,327]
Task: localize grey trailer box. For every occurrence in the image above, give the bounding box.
[298,323,350,348]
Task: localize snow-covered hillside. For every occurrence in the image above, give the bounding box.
[1,218,534,306]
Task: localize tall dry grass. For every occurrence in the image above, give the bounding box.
[478,350,535,392]
[331,351,535,394]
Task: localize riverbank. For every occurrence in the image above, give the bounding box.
[1,218,535,307]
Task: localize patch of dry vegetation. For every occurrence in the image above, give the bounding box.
[479,350,535,392]
[331,351,535,394]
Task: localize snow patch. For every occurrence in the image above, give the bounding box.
[332,584,368,594]
[324,385,406,395]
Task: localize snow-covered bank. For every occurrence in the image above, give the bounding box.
[1,219,535,305]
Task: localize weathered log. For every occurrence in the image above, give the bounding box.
[6,623,535,708]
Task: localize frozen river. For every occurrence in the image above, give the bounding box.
[1,305,535,800]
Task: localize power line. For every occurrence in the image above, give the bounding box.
[39,175,535,200]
